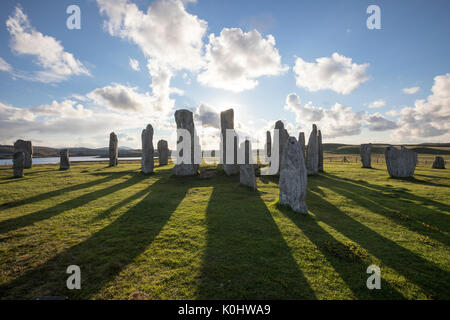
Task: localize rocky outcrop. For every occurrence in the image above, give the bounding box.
[172,109,201,176]
[141,124,154,174]
[14,139,32,168]
[157,139,169,166]
[221,109,239,176]
[385,146,417,177]
[59,149,70,170]
[432,156,445,169]
[306,124,319,175]
[360,143,372,168]
[13,151,24,178]
[279,137,308,214]
[109,132,118,166]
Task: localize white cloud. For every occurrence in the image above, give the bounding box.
[194,103,220,128]
[368,99,386,109]
[31,100,93,118]
[402,86,420,94]
[293,52,369,94]
[0,57,12,72]
[129,57,140,71]
[395,74,450,139]
[96,0,207,72]
[6,7,90,82]
[364,113,398,131]
[197,28,288,92]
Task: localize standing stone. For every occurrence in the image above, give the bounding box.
[172,109,201,176]
[432,156,445,169]
[360,143,372,168]
[318,130,324,172]
[239,140,257,190]
[13,151,24,178]
[274,120,289,175]
[59,149,70,170]
[14,139,32,169]
[266,131,272,158]
[279,137,308,214]
[385,146,417,178]
[306,124,319,175]
[157,139,169,166]
[109,132,118,166]
[141,124,154,174]
[298,132,306,157]
[221,109,239,176]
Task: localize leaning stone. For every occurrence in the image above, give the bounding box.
[13,151,24,178]
[14,139,33,168]
[157,139,169,166]
[360,143,372,168]
[274,120,289,175]
[318,130,324,172]
[109,132,118,166]
[59,149,70,170]
[221,109,239,176]
[306,124,319,175]
[141,124,154,174]
[279,137,308,214]
[385,146,417,177]
[172,109,201,176]
[432,156,445,169]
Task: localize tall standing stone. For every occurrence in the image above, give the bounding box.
[13,151,24,178]
[298,132,306,157]
[385,146,417,178]
[141,124,154,174]
[221,109,239,176]
[172,109,201,176]
[274,120,289,175]
[59,149,70,170]
[318,130,324,172]
[239,140,257,190]
[360,143,372,168]
[14,139,32,169]
[157,139,169,166]
[266,131,272,158]
[432,156,445,169]
[279,137,308,214]
[109,132,118,166]
[306,124,319,175]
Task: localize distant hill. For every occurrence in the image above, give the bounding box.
[322,143,450,155]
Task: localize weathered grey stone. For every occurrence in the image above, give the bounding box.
[318,130,324,172]
[141,124,154,174]
[306,124,319,175]
[172,109,200,176]
[240,164,257,190]
[279,137,308,214]
[274,120,289,175]
[13,151,24,178]
[59,149,70,170]
[14,139,32,168]
[385,146,417,177]
[298,132,306,157]
[221,109,239,176]
[109,132,118,166]
[266,131,272,158]
[157,139,169,166]
[360,143,372,168]
[432,156,445,169]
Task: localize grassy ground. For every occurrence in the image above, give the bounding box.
[0,160,448,300]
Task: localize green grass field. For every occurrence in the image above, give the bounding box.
[0,160,449,300]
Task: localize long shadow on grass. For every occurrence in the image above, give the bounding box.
[320,173,450,241]
[0,172,142,235]
[278,203,405,299]
[0,170,133,209]
[305,190,450,299]
[197,180,316,299]
[0,175,190,299]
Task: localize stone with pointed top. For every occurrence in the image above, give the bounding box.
[306,124,319,175]
[274,120,289,175]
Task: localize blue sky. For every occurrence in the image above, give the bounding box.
[0,0,449,148]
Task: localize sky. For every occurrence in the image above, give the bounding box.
[0,0,449,149]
